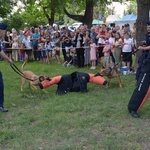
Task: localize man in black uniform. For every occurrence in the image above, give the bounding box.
[0,22,13,112]
[128,21,150,118]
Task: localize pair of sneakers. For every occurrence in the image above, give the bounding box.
[90,66,96,70]
[0,107,8,112]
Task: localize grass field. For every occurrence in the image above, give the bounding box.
[0,59,150,150]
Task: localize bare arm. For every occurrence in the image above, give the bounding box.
[138,45,150,50]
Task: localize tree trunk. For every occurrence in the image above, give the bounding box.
[43,6,55,26]
[48,11,55,25]
[64,0,94,28]
[83,0,93,28]
[136,0,150,46]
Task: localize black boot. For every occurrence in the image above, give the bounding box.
[0,107,8,112]
[129,110,140,118]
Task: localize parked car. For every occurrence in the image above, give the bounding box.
[71,22,82,29]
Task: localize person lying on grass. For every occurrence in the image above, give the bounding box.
[39,71,107,95]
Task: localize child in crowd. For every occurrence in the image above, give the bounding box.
[102,40,111,68]
[90,38,97,69]
[46,41,55,64]
[63,52,73,67]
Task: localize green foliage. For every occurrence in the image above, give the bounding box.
[3,13,24,31]
[126,0,137,15]
[0,0,16,18]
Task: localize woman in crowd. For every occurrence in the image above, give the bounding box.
[4,31,12,59]
[53,31,61,64]
[113,32,123,70]
[108,30,116,64]
[74,29,84,68]
[84,30,91,67]
[96,24,107,63]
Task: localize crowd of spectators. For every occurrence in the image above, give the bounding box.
[2,22,137,73]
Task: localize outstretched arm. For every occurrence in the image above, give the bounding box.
[39,76,62,89]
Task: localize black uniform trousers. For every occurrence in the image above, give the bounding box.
[0,72,4,107]
[76,48,84,68]
[128,59,150,112]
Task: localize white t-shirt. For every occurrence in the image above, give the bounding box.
[22,37,31,48]
[122,38,132,52]
[108,37,115,45]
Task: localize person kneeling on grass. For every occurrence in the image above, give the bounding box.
[39,71,107,95]
[63,52,73,67]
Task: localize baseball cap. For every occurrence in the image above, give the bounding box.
[146,21,150,26]
[0,22,7,30]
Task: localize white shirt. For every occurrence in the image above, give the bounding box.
[108,37,115,45]
[122,38,133,52]
[22,37,31,48]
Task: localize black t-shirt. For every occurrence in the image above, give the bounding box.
[66,55,73,64]
[146,33,150,46]
[4,36,12,48]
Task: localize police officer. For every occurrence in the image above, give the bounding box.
[128,21,150,118]
[0,22,13,112]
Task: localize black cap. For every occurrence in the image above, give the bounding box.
[0,22,7,30]
[146,21,150,26]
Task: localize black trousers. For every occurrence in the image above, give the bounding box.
[76,48,84,67]
[128,59,150,112]
[0,72,4,107]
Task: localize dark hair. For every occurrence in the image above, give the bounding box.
[115,32,121,41]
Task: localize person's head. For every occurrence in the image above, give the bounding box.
[102,17,106,23]
[90,38,95,44]
[101,24,107,30]
[146,21,150,33]
[115,25,120,32]
[105,40,109,45]
[111,30,116,37]
[19,30,24,35]
[54,31,60,38]
[131,31,136,38]
[34,28,39,33]
[90,27,95,33]
[6,31,10,36]
[0,22,7,38]
[76,29,80,34]
[124,24,130,32]
[115,32,121,40]
[124,32,130,39]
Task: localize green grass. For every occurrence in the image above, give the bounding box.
[0,59,150,150]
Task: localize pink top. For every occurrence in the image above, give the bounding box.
[103,44,111,56]
[90,43,97,60]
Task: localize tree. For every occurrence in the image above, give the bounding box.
[136,0,150,46]
[126,0,137,15]
[20,0,63,26]
[63,0,110,28]
[3,12,24,31]
[0,0,17,18]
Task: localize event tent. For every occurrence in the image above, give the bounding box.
[106,15,120,23]
[92,19,103,25]
[115,14,137,28]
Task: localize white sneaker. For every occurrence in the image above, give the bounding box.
[90,67,93,69]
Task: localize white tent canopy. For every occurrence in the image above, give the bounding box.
[115,14,137,28]
[92,19,103,25]
[106,15,120,23]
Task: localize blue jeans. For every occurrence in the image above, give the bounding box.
[0,72,4,107]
